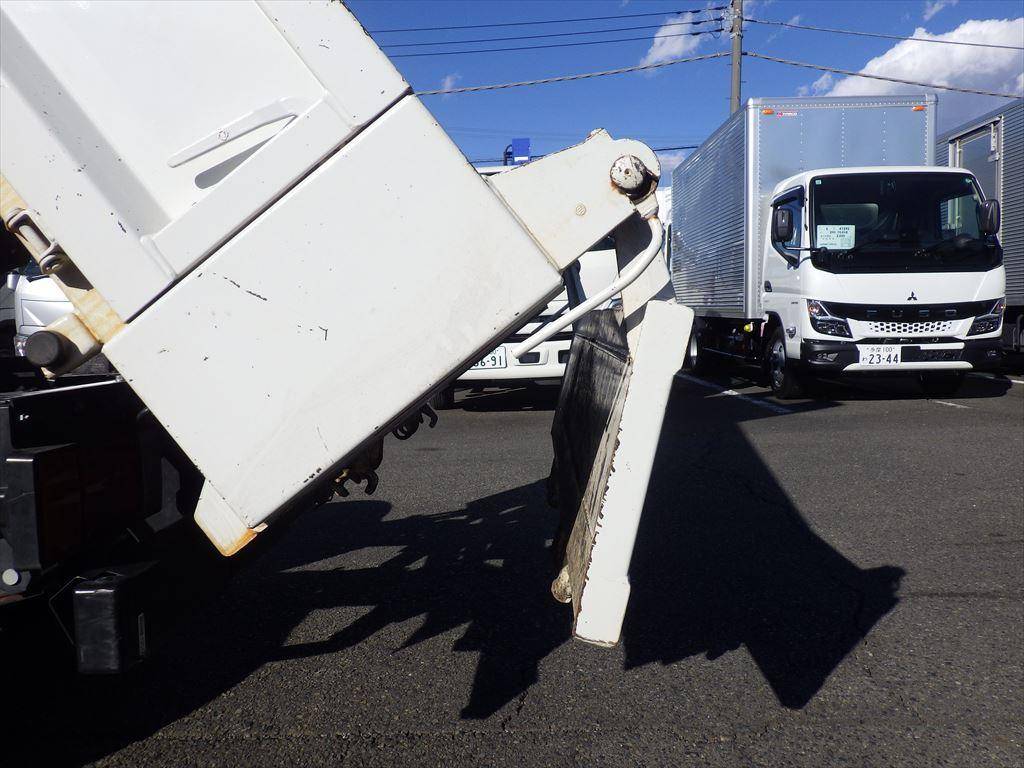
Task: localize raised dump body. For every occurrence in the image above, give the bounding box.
[1,0,688,651]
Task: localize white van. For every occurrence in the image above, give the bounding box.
[8,262,73,357]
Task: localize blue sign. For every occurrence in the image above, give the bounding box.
[511,137,530,164]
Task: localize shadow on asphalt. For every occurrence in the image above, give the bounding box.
[622,377,904,708]
[264,484,570,720]
[7,377,906,764]
[700,362,1014,401]
[5,482,571,764]
[453,384,560,412]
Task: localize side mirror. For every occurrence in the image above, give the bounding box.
[980,199,1000,236]
[772,207,794,243]
[5,271,19,291]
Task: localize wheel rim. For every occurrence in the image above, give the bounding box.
[770,338,787,390]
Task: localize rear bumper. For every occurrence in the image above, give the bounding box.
[800,338,1003,373]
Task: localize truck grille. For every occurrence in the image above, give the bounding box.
[867,320,954,335]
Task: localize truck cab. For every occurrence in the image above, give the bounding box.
[760,166,1005,395]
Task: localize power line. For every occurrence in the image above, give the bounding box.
[369,6,727,34]
[744,52,1023,98]
[414,52,728,95]
[746,17,1024,50]
[449,126,697,143]
[380,17,720,49]
[468,145,699,164]
[416,47,1021,98]
[391,27,721,58]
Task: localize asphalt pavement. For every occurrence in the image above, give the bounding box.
[8,368,1023,767]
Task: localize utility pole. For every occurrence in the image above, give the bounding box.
[729,0,743,114]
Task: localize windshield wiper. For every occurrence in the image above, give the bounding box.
[915,234,982,258]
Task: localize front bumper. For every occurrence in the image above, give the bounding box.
[458,339,571,382]
[800,338,1003,373]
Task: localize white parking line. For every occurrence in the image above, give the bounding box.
[968,373,1024,385]
[932,400,971,409]
[677,373,792,415]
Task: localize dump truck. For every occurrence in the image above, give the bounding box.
[0,0,691,669]
[671,96,1006,397]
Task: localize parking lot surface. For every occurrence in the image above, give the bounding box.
[9,370,1023,767]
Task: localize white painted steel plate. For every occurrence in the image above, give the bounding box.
[0,0,408,317]
[105,95,562,528]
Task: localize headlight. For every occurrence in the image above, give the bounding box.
[967,298,1005,336]
[807,299,852,338]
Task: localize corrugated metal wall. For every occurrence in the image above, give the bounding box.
[937,99,1023,307]
[670,110,746,317]
[1000,102,1023,306]
[672,96,934,318]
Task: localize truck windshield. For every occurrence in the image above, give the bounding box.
[810,173,1001,273]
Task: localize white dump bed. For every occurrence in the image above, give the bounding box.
[1,0,669,573]
[0,0,569,550]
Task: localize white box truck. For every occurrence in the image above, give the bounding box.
[671,95,1006,397]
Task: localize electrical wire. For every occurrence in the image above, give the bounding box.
[380,17,720,48]
[744,52,1023,98]
[745,17,1024,51]
[391,27,721,58]
[468,144,700,164]
[451,127,697,144]
[414,52,728,94]
[417,48,1021,98]
[369,6,727,34]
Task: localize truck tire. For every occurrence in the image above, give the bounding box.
[918,371,965,398]
[765,327,803,399]
[685,330,715,375]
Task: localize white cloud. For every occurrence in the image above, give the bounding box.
[766,14,802,44]
[639,13,704,67]
[656,150,689,176]
[923,0,958,22]
[439,72,461,99]
[796,72,834,97]
[824,17,1024,129]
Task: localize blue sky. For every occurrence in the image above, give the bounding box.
[347,0,1024,174]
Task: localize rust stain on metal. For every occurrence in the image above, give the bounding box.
[218,527,259,557]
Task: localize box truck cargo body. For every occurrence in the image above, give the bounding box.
[670,96,1006,397]
[937,98,1023,352]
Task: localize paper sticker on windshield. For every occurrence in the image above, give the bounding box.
[816,224,855,250]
